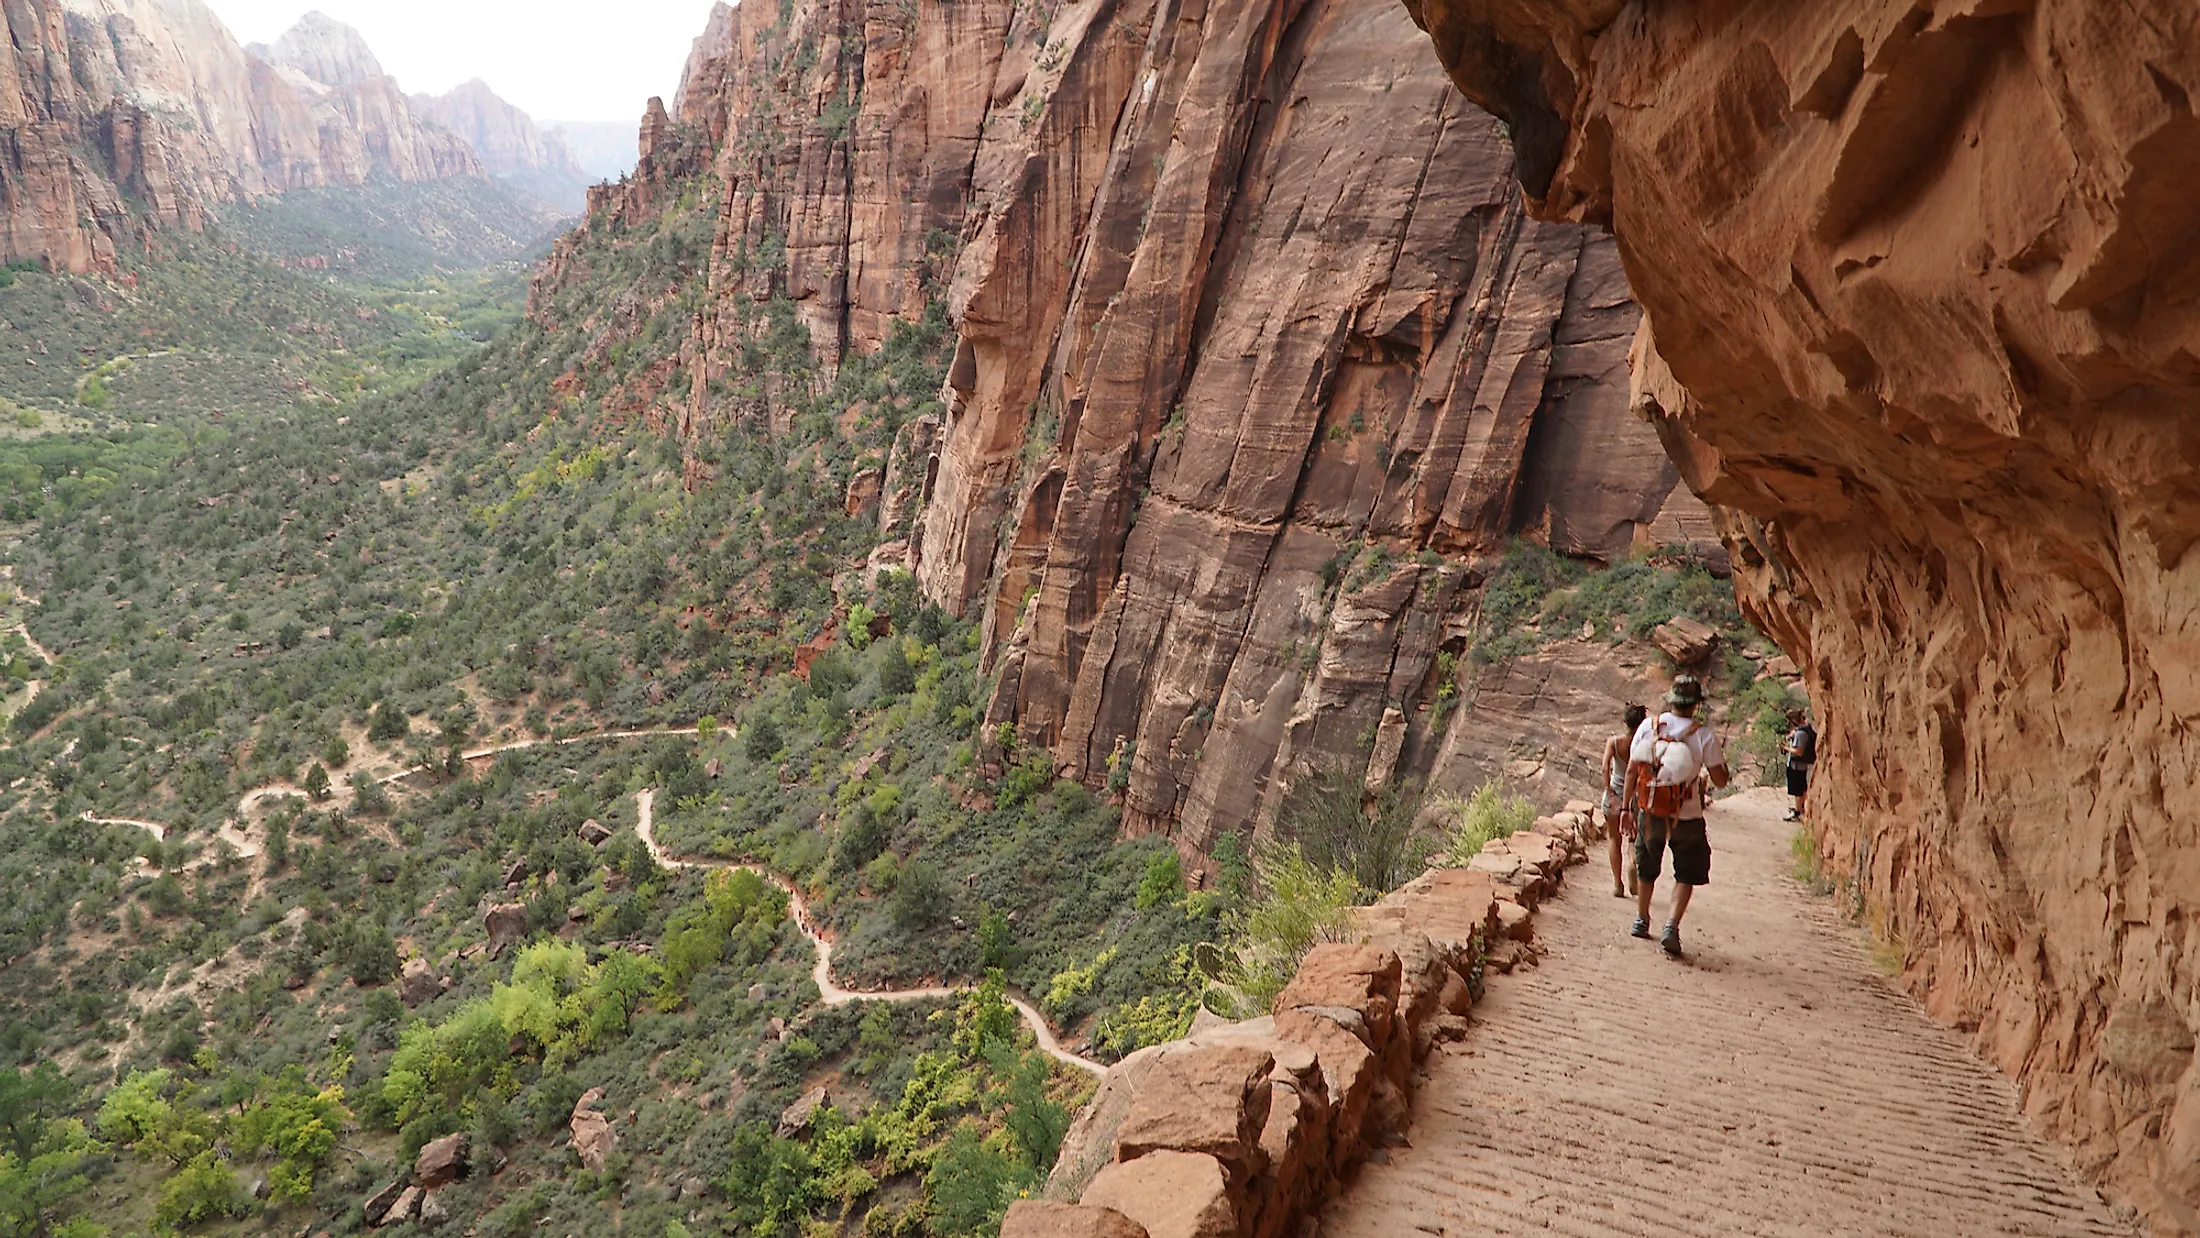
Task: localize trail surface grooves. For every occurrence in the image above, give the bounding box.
[1319,788,2136,1238]
[635,789,1104,1077]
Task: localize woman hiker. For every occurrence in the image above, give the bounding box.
[1601,704,1647,897]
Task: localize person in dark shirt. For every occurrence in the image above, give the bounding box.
[1781,708,1816,822]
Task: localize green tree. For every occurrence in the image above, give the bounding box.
[889,859,950,929]
[1135,849,1182,910]
[0,1119,101,1238]
[152,1150,245,1230]
[367,700,408,742]
[303,762,331,801]
[347,922,398,985]
[0,1066,70,1163]
[350,771,392,815]
[97,1070,211,1168]
[715,1123,819,1234]
[1231,844,1359,1008]
[1001,1051,1069,1172]
[321,733,350,767]
[877,639,915,696]
[743,715,783,763]
[922,1124,1019,1237]
[228,1073,348,1204]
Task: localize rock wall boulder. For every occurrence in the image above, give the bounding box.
[1401,1,2200,1229]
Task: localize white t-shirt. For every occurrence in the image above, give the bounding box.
[1631,712,1726,818]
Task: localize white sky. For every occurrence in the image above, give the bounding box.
[202,0,722,121]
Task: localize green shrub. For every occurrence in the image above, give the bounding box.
[1436,780,1534,865]
[1277,763,1432,898]
[153,1150,246,1231]
[1230,844,1358,1009]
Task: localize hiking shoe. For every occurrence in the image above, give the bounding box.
[1630,917,1652,940]
[1782,809,1801,821]
[1660,923,1683,957]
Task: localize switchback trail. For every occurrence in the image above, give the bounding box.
[75,725,1105,1078]
[1319,788,2136,1238]
[634,788,1105,1077]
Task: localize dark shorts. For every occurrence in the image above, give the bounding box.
[1786,763,1812,796]
[1637,815,1711,886]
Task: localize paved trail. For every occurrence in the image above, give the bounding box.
[1319,788,2136,1238]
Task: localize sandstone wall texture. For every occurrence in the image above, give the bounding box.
[554,0,1711,886]
[1401,1,2200,1230]
[0,0,483,271]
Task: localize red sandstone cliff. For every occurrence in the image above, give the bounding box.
[0,0,483,271]
[544,0,1708,874]
[1403,1,2200,1230]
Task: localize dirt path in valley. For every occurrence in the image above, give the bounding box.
[1318,787,2137,1238]
[72,725,1105,1078]
[634,788,1105,1077]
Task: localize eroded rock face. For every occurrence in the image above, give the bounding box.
[412,78,590,209]
[1402,1,2200,1228]
[570,1087,616,1172]
[917,0,1710,867]
[0,0,483,270]
[548,0,1709,880]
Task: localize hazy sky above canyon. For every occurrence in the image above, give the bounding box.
[205,0,720,120]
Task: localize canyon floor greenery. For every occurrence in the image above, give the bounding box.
[0,172,1773,1238]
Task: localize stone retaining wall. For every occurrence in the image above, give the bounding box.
[1006,804,1600,1238]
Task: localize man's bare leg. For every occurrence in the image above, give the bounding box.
[1671,882,1695,925]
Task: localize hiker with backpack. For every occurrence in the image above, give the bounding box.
[1623,674,1730,956]
[1781,708,1816,821]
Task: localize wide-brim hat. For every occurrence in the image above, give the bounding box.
[1665,675,1704,707]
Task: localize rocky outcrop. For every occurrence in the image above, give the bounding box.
[482,902,528,959]
[0,0,483,271]
[541,0,1708,882]
[412,78,591,210]
[412,1132,467,1189]
[570,1087,616,1172]
[1402,1,2200,1230]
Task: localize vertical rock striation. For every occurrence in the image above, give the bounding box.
[546,0,1706,879]
[0,0,483,271]
[1402,0,2200,1229]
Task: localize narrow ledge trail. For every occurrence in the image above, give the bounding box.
[1316,787,2138,1238]
[635,787,1106,1077]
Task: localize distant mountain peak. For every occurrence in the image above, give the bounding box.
[413,78,591,212]
[265,10,386,88]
